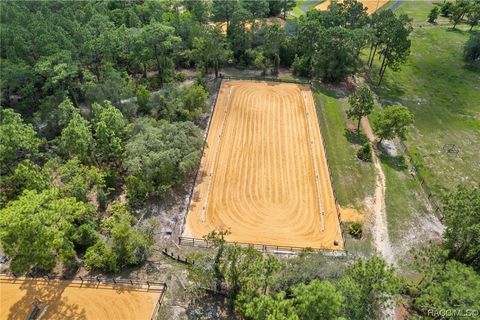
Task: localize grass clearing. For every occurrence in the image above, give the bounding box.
[364,2,477,254]
[313,86,376,209]
[370,25,480,197]
[313,86,376,255]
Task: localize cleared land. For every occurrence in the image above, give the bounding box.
[0,277,161,320]
[316,0,389,14]
[370,20,480,197]
[185,80,343,250]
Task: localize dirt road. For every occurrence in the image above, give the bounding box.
[361,117,395,265]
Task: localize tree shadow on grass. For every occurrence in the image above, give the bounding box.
[446,27,467,34]
[462,62,480,73]
[344,128,368,146]
[312,84,349,99]
[378,152,408,172]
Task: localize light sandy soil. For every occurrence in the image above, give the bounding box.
[361,117,395,266]
[339,207,365,222]
[0,277,161,320]
[316,0,389,14]
[185,81,343,250]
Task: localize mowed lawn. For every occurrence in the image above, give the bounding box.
[370,19,480,197]
[313,86,376,209]
[313,86,376,255]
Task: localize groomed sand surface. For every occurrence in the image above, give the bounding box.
[316,0,389,14]
[0,277,161,320]
[184,81,343,250]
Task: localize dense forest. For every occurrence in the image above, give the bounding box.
[1,0,479,319]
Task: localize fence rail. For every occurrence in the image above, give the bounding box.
[0,272,166,290]
[309,84,347,247]
[222,75,310,85]
[178,236,347,256]
[151,284,168,320]
[0,272,168,320]
[181,78,223,236]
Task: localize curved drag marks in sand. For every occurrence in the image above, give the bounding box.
[185,81,343,250]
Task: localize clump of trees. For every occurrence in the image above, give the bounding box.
[188,231,402,319]
[442,186,480,270]
[124,119,203,205]
[0,83,207,275]
[291,1,371,82]
[403,185,480,318]
[437,0,480,30]
[367,10,413,85]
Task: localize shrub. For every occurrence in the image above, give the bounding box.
[292,54,311,77]
[175,71,187,82]
[84,241,118,273]
[357,143,372,162]
[464,34,480,64]
[349,222,363,239]
[428,7,439,24]
[125,175,150,207]
[136,85,151,112]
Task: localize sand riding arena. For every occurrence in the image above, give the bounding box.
[184,80,343,250]
[0,276,165,320]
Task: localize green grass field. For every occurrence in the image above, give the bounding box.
[313,86,376,255]
[313,86,376,209]
[370,4,480,197]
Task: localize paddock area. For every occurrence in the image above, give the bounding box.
[184,80,343,250]
[0,277,163,320]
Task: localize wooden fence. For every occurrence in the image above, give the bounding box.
[0,272,168,320]
[178,236,347,257]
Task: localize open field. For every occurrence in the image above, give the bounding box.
[369,16,480,197]
[185,80,343,250]
[0,277,161,320]
[363,1,475,257]
[316,0,389,14]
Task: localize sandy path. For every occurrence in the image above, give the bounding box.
[316,0,389,14]
[0,278,161,320]
[185,81,343,250]
[361,118,395,265]
[361,117,395,319]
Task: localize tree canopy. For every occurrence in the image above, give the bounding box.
[0,189,94,272]
[443,185,480,270]
[347,85,375,132]
[373,105,414,143]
